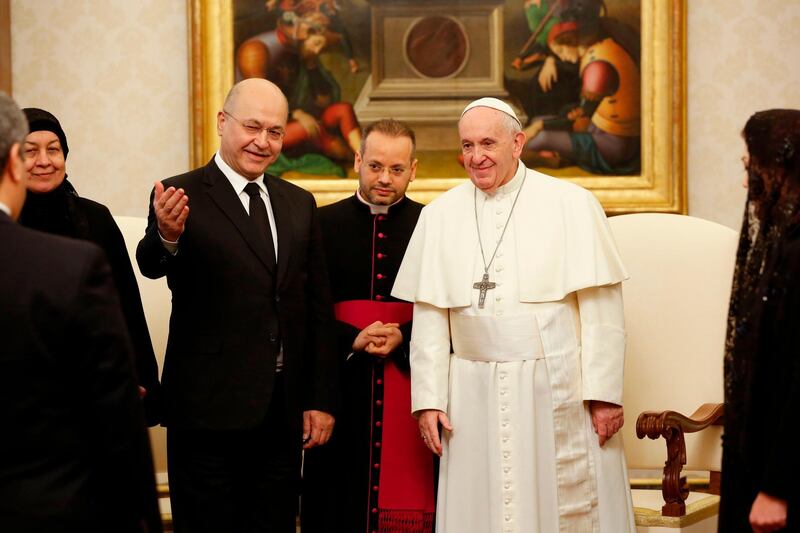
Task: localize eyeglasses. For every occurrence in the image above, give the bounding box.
[223,110,285,141]
[366,162,409,178]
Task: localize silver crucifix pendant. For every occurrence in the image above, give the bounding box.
[472,272,497,309]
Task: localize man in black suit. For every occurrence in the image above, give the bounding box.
[0,93,161,532]
[136,78,338,532]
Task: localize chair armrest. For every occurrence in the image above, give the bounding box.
[635,403,724,517]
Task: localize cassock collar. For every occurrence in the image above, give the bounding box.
[476,160,526,200]
[355,189,406,215]
[0,200,10,217]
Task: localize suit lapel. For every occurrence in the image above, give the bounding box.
[203,161,276,274]
[265,175,292,288]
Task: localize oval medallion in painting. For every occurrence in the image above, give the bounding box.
[404,16,469,79]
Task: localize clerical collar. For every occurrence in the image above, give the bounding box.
[477,160,525,198]
[215,152,268,197]
[355,189,404,215]
[0,200,10,217]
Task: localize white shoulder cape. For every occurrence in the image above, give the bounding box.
[391,167,628,307]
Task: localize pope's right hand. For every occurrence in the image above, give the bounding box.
[153,181,189,242]
[418,409,453,457]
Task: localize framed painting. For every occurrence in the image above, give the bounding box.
[189,0,686,213]
[1,0,11,95]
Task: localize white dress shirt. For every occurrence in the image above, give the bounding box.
[214,152,279,260]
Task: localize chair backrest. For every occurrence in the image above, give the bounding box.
[608,213,738,472]
[114,215,169,479]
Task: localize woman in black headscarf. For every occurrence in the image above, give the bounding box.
[20,108,161,426]
[720,109,800,532]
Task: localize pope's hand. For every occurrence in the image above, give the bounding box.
[418,409,453,456]
[590,400,624,447]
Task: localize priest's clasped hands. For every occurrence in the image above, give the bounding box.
[352,321,403,356]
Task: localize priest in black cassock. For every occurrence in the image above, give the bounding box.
[302,119,434,533]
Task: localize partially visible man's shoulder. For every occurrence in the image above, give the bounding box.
[161,165,206,190]
[318,196,352,219]
[11,223,105,275]
[74,196,113,219]
[405,197,425,214]
[529,168,591,197]
[527,168,600,207]
[266,173,315,204]
[421,180,472,215]
[317,196,356,232]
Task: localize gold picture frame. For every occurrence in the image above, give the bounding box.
[189,0,686,213]
[1,0,11,95]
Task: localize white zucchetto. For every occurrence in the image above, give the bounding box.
[461,97,521,126]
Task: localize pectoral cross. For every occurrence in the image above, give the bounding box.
[472,272,496,309]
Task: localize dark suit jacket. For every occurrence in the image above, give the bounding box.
[20,193,162,425]
[0,211,161,533]
[136,159,337,432]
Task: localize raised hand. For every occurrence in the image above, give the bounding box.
[153,181,189,242]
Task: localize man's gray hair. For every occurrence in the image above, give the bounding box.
[0,92,28,179]
[499,111,523,136]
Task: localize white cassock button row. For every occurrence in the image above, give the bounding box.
[500,372,515,533]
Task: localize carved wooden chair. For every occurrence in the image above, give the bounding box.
[608,213,738,531]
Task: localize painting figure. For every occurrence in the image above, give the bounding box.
[523,4,641,175]
[508,0,582,120]
[237,0,361,176]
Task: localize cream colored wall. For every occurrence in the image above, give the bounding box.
[688,0,800,229]
[10,1,800,227]
[10,0,189,218]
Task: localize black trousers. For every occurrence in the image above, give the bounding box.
[167,377,301,533]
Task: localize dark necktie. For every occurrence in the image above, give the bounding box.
[244,182,276,267]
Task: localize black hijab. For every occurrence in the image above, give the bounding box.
[18,108,89,238]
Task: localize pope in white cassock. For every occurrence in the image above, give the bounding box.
[391,98,636,533]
